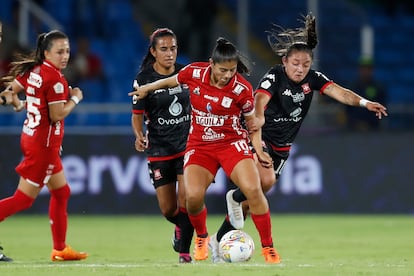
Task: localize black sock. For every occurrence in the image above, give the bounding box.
[166,213,179,225]
[216,218,236,242]
[177,210,194,254]
[233,188,247,203]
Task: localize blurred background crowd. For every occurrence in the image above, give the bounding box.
[0,0,413,133]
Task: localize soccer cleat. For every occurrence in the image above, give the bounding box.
[178,254,192,263]
[208,233,225,263]
[0,246,12,262]
[261,246,281,264]
[193,236,209,261]
[226,189,244,229]
[51,245,88,261]
[172,225,181,253]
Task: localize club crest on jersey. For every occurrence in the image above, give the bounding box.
[301,83,311,94]
[53,82,64,94]
[221,96,232,108]
[192,68,201,79]
[153,169,162,181]
[192,87,200,95]
[232,84,245,95]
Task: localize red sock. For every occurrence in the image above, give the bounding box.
[188,207,208,237]
[49,185,70,250]
[0,190,34,221]
[251,210,273,247]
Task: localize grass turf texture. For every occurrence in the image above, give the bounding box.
[0,214,413,275]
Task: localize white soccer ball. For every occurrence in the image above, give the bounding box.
[218,230,255,263]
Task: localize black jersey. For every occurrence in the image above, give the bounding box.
[132,64,190,159]
[256,65,332,148]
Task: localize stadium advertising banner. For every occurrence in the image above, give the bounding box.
[0,132,413,214]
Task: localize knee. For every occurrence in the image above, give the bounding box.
[50,185,71,201]
[15,190,35,210]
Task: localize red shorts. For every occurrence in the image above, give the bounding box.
[15,142,63,187]
[184,139,253,177]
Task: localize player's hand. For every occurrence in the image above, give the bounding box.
[256,150,273,168]
[134,136,147,152]
[366,102,388,119]
[128,86,149,100]
[69,86,84,102]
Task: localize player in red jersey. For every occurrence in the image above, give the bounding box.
[129,37,280,263]
[0,30,88,261]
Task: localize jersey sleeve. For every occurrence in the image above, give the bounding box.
[310,70,334,94]
[132,75,146,113]
[45,72,68,105]
[255,67,277,98]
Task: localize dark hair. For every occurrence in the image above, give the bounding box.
[140,28,177,70]
[267,13,318,59]
[2,30,68,83]
[210,37,249,74]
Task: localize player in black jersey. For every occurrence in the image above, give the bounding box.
[209,14,388,263]
[131,28,193,263]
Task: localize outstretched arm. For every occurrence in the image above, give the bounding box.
[128,74,179,100]
[323,82,388,119]
[0,82,25,111]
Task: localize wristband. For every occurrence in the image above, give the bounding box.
[70,95,80,105]
[1,95,6,105]
[359,98,369,107]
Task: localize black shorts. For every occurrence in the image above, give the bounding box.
[262,141,289,178]
[148,156,184,188]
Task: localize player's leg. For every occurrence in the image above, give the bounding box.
[48,170,87,261]
[184,164,215,261]
[176,174,194,263]
[229,158,281,263]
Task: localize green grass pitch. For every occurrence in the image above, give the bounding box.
[0,214,413,275]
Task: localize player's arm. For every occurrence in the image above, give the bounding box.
[244,113,272,168]
[131,113,147,152]
[49,86,83,122]
[323,82,388,119]
[128,74,179,100]
[0,82,25,111]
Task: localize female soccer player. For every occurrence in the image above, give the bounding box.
[129,37,281,264]
[210,14,388,262]
[131,28,194,263]
[0,30,88,261]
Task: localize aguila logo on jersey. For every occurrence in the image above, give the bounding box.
[204,94,219,102]
[301,83,311,94]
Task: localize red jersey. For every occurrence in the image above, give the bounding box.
[15,61,69,148]
[177,62,254,148]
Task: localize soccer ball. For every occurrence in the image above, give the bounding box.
[218,230,255,263]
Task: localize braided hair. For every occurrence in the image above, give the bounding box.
[2,30,68,83]
[267,13,318,59]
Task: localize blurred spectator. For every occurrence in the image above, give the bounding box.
[178,0,218,61]
[65,36,104,85]
[345,57,387,131]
